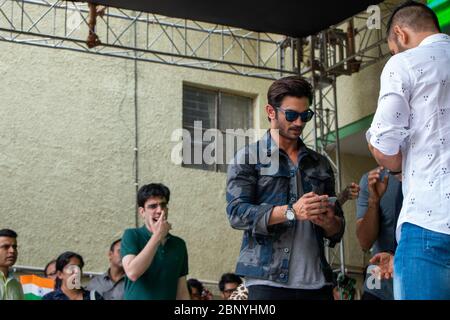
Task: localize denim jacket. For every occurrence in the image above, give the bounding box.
[226,131,345,284]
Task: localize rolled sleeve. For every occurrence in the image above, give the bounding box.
[327,201,345,247]
[368,55,412,156]
[120,229,138,258]
[356,174,369,220]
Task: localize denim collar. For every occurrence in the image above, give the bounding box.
[262,129,319,163]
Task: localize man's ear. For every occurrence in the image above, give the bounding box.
[138,206,145,218]
[393,25,408,45]
[265,104,277,121]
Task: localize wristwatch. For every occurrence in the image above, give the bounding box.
[284,204,296,221]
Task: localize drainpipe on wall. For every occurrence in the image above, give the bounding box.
[133,14,139,228]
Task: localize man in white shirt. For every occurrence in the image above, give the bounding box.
[367,1,450,300]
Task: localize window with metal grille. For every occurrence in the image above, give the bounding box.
[182,85,254,172]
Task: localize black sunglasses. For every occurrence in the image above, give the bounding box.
[277,107,314,122]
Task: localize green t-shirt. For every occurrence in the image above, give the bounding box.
[121,226,188,300]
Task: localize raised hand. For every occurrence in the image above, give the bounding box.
[369,252,394,280]
[368,167,389,201]
[149,210,172,241]
[338,182,361,205]
[346,182,360,200]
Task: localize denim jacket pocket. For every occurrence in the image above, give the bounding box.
[304,173,331,195]
[256,175,290,204]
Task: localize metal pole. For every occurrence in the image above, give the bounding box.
[133,11,139,228]
[332,75,345,276]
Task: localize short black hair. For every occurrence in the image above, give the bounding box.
[109,238,121,252]
[267,76,313,121]
[386,1,441,39]
[219,273,242,292]
[0,229,17,238]
[137,183,171,208]
[44,259,56,277]
[187,278,204,295]
[54,251,84,289]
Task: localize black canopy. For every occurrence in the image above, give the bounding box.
[91,0,384,37]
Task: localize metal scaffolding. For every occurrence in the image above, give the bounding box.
[0,0,303,79]
[0,0,398,289]
[303,1,397,275]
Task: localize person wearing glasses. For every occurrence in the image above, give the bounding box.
[226,76,345,300]
[44,259,57,281]
[121,183,190,300]
[43,251,103,300]
[218,273,243,300]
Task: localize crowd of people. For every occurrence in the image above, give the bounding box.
[1,1,449,300]
[0,225,248,300]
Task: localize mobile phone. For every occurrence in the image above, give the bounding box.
[328,196,337,205]
[379,168,389,181]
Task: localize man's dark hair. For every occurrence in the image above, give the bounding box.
[109,238,121,252]
[0,229,17,238]
[267,76,313,121]
[54,251,85,289]
[137,183,171,208]
[218,273,242,292]
[386,1,441,39]
[44,259,56,277]
[187,278,204,295]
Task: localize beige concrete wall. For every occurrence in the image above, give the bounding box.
[336,60,386,127]
[0,42,138,273]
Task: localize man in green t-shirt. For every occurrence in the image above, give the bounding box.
[121,183,190,300]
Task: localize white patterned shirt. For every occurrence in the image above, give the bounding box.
[367,33,450,240]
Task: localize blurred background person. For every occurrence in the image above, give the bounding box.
[0,229,23,300]
[187,278,212,300]
[43,251,103,300]
[44,259,57,281]
[218,273,242,300]
[87,239,125,300]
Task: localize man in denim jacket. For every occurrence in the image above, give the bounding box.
[226,76,345,300]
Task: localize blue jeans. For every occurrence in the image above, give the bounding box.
[394,223,450,300]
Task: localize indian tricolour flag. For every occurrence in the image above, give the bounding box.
[20,275,55,300]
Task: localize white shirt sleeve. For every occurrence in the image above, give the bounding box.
[368,55,412,156]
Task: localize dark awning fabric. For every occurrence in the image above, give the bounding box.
[90,0,384,38]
